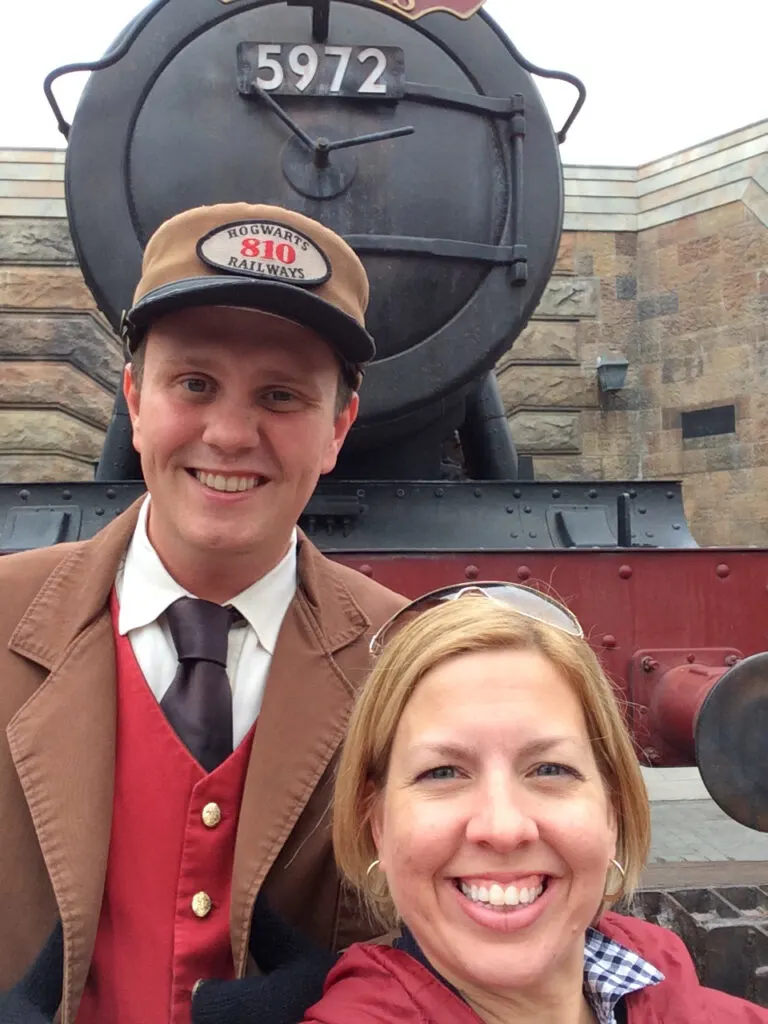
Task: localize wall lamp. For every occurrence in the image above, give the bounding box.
[596,355,629,393]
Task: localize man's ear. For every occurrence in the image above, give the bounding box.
[321,392,359,476]
[123,363,142,454]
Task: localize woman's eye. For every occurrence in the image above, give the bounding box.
[420,765,459,781]
[533,763,578,779]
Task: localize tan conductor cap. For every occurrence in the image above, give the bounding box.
[121,202,375,367]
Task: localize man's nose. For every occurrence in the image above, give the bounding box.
[201,399,260,452]
[465,775,540,850]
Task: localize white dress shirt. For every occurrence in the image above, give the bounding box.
[115,497,297,747]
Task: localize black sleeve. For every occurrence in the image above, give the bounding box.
[0,921,63,1024]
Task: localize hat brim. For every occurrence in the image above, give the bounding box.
[125,276,375,364]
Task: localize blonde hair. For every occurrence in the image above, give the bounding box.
[333,597,650,927]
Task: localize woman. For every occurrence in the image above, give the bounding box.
[305,583,768,1024]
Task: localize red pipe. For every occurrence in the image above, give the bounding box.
[650,663,726,760]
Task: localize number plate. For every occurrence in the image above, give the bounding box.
[237,42,406,100]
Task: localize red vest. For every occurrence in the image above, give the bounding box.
[77,592,255,1024]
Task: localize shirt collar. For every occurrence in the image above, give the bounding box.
[583,926,664,1023]
[117,496,297,654]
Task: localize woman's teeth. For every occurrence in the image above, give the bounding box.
[195,471,260,493]
[459,880,545,909]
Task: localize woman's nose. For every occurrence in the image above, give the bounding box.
[465,778,540,850]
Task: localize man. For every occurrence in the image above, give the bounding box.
[0,202,405,1022]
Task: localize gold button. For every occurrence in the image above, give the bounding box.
[202,802,222,828]
[191,892,212,918]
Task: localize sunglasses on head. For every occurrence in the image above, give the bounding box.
[369,581,584,656]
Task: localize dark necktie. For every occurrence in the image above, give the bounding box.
[161,597,237,772]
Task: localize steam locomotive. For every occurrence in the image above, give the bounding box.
[1,0,767,999]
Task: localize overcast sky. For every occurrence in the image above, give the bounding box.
[1,0,765,166]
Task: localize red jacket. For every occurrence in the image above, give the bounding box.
[303,912,768,1023]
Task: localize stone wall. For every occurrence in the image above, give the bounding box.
[498,122,768,546]
[1,123,768,545]
[0,150,122,481]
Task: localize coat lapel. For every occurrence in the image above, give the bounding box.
[230,536,371,973]
[6,502,142,1021]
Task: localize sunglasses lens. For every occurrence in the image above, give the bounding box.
[371,582,583,654]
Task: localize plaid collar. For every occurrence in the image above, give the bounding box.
[584,926,664,1023]
[394,925,663,1023]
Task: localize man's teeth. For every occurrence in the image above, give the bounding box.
[195,471,260,493]
[459,881,545,908]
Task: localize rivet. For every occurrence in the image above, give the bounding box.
[641,657,658,672]
[506,505,515,514]
[628,489,637,498]
[464,565,479,580]
[61,490,72,501]
[523,505,532,514]
[529,532,537,539]
[513,489,522,499]
[95,507,105,516]
[588,489,598,499]
[686,653,696,663]
[474,488,482,498]
[510,532,518,539]
[356,488,366,498]
[619,565,632,579]
[517,565,531,581]
[672,523,681,530]
[724,654,739,667]
[716,563,730,578]
[433,488,444,498]
[552,489,561,498]
[602,635,617,649]
[18,488,30,501]
[638,507,647,515]
[359,564,373,578]
[666,491,675,499]
[106,488,116,499]
[396,488,406,498]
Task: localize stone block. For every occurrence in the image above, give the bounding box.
[507,410,581,454]
[0,454,95,483]
[531,456,603,481]
[497,364,597,412]
[535,277,599,318]
[504,320,581,363]
[0,313,122,390]
[574,252,595,276]
[616,275,637,300]
[637,292,679,321]
[0,409,105,460]
[554,233,574,273]
[695,202,747,234]
[0,266,94,309]
[677,235,720,266]
[722,270,759,313]
[0,218,76,264]
[615,233,637,257]
[722,223,768,274]
[0,362,114,428]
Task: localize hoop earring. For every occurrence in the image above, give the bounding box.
[366,859,381,878]
[604,858,626,901]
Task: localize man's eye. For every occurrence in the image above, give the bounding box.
[419,765,459,781]
[268,390,295,402]
[182,378,209,394]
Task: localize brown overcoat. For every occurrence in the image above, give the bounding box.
[0,500,406,1022]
